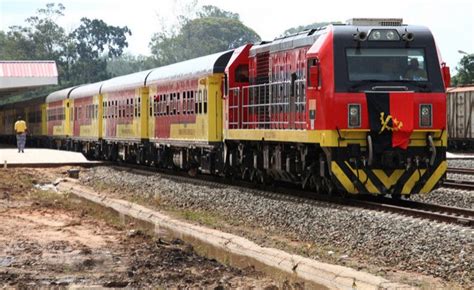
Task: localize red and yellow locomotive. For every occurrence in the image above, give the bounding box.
[0,19,450,197]
[224,19,450,196]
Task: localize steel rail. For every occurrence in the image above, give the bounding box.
[443,179,474,190]
[447,167,474,175]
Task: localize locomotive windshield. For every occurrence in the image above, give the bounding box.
[333,26,445,92]
[346,48,428,82]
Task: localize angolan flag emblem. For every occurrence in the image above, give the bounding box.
[366,92,414,151]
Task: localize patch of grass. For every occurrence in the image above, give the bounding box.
[178,209,220,227]
[129,194,162,208]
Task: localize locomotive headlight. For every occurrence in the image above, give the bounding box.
[386,31,396,40]
[420,104,432,127]
[348,104,361,128]
[368,29,400,41]
[371,31,381,40]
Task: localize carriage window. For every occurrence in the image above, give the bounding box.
[203,89,208,114]
[190,91,193,114]
[159,95,162,115]
[175,93,178,115]
[134,98,137,117]
[187,91,191,114]
[149,96,153,117]
[183,92,187,115]
[197,90,201,114]
[177,92,181,115]
[159,95,161,115]
[138,98,141,117]
[170,93,174,115]
[169,93,173,115]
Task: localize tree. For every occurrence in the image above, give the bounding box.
[0,2,133,102]
[0,3,66,61]
[149,5,260,66]
[66,17,131,84]
[452,54,474,86]
[281,21,341,36]
[198,5,239,19]
[107,54,159,77]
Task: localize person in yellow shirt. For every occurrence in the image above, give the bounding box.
[14,116,27,153]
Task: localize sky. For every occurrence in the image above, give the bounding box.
[1,0,473,72]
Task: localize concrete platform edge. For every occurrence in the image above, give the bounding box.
[58,180,415,290]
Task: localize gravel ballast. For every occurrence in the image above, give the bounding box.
[80,167,473,286]
[412,187,474,209]
[448,159,474,169]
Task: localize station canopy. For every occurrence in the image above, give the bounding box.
[0,61,58,98]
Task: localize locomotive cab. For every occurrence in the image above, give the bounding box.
[307,19,448,195]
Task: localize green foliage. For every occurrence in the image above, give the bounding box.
[149,5,260,66]
[0,3,65,61]
[281,21,342,36]
[72,18,131,60]
[65,17,131,84]
[107,54,159,77]
[0,2,132,102]
[198,5,239,19]
[452,54,474,86]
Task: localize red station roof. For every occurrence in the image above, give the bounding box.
[0,61,58,98]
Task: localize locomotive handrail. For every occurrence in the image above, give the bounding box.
[428,134,436,166]
[229,79,307,129]
[367,135,373,166]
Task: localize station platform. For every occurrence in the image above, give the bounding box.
[0,148,100,167]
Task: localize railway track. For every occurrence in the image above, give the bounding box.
[444,167,474,190]
[107,163,474,228]
[447,167,474,175]
[354,196,474,227]
[443,179,474,190]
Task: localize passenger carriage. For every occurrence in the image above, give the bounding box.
[69,82,105,156]
[45,87,75,148]
[146,50,233,172]
[99,70,152,162]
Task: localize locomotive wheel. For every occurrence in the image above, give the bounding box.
[188,167,198,177]
[135,148,144,165]
[257,170,270,185]
[93,146,101,160]
[241,168,249,180]
[322,178,334,195]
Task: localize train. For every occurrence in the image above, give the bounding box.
[0,18,453,198]
[447,86,474,150]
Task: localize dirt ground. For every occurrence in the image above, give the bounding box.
[0,168,290,289]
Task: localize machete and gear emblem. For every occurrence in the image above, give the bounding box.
[379,112,403,133]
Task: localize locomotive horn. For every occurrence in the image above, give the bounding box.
[402,32,414,42]
[353,31,368,41]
